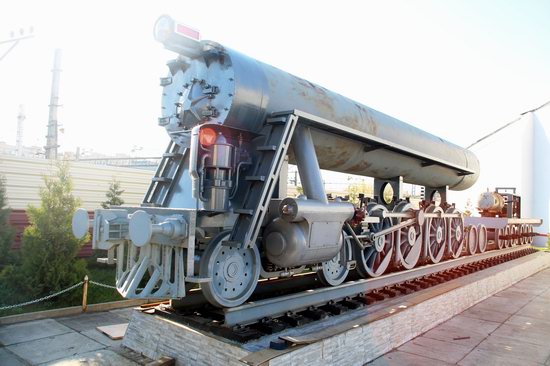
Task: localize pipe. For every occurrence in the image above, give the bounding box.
[292,126,327,204]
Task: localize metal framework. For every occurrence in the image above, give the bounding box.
[221,245,529,326]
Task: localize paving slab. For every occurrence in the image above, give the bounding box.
[421,315,499,348]
[458,348,543,366]
[444,314,500,334]
[531,271,550,280]
[7,331,105,365]
[423,314,500,348]
[96,323,128,340]
[81,329,122,347]
[506,314,550,328]
[40,349,139,366]
[460,306,511,323]
[0,319,73,346]
[397,336,473,364]
[57,312,127,332]
[369,350,454,365]
[516,300,550,320]
[491,323,550,346]
[0,347,27,366]
[108,307,135,322]
[470,294,529,314]
[422,323,487,348]
[375,266,550,366]
[494,287,540,301]
[510,283,548,295]
[476,334,550,364]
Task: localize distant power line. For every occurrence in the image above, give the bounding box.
[0,28,35,62]
[466,99,550,149]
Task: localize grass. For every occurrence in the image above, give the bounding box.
[85,258,125,305]
[0,256,123,317]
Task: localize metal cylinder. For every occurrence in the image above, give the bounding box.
[279,198,354,223]
[478,191,505,212]
[292,126,327,203]
[202,137,234,212]
[158,24,480,191]
[263,219,343,267]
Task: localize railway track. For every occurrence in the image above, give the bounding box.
[145,245,536,342]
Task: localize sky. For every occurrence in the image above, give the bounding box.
[0,0,549,203]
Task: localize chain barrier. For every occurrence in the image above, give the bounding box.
[89,280,117,290]
[0,279,119,312]
[0,281,84,311]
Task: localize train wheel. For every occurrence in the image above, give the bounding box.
[355,204,394,277]
[318,231,352,286]
[394,202,422,270]
[503,225,512,248]
[527,225,534,245]
[495,228,504,249]
[518,224,525,245]
[477,224,488,253]
[511,225,519,246]
[446,207,464,259]
[465,225,478,255]
[199,231,260,308]
[425,205,447,264]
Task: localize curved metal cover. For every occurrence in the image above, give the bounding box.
[159,41,479,190]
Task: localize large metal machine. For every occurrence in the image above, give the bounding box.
[72,15,538,308]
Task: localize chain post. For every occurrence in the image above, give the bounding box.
[82,275,89,312]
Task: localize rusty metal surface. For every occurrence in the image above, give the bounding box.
[160,43,480,190]
[465,216,543,229]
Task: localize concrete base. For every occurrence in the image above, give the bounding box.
[122,252,550,366]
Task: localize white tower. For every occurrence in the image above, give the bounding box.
[16,104,25,157]
[45,49,62,160]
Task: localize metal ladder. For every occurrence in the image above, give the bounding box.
[226,113,299,249]
[142,140,187,207]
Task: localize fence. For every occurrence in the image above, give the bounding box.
[0,275,117,313]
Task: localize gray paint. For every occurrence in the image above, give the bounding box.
[160,38,479,190]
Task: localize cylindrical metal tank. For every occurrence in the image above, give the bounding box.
[158,25,479,191]
[478,191,506,212]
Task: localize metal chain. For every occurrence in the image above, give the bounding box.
[89,280,117,290]
[0,281,84,311]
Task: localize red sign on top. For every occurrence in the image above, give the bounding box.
[176,23,200,40]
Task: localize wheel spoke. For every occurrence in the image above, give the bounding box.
[200,231,260,308]
[318,231,352,286]
[354,204,394,277]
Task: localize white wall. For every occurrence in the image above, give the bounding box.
[0,155,153,210]
[530,108,550,245]
[450,104,550,245]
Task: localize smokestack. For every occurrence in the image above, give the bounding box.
[45,49,62,159]
[16,104,25,157]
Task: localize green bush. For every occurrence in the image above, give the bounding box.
[0,161,88,310]
[101,179,125,208]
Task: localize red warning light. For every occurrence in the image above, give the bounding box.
[175,23,200,40]
[199,128,217,146]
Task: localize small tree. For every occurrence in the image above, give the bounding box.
[19,161,87,299]
[347,181,373,206]
[101,179,125,209]
[0,176,15,267]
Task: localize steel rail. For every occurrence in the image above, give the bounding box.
[221,246,530,327]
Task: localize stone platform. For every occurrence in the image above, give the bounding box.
[122,251,550,366]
